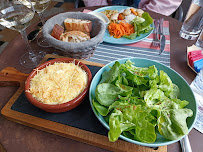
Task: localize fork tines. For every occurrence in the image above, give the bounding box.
[152,19,160,47]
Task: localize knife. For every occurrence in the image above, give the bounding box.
[159,18,166,55]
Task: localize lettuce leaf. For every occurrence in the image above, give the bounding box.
[141,12,153,28]
[168,84,180,99]
[95,83,122,106]
[108,109,135,142]
[100,61,120,84]
[149,75,160,88]
[92,99,109,116]
[157,109,193,140]
[144,88,166,106]
[123,32,137,40]
[108,105,156,143]
[172,98,189,109]
[158,70,173,96]
[122,60,158,79]
[115,76,133,96]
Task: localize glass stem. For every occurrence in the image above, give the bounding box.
[20,30,35,59]
[38,12,45,25]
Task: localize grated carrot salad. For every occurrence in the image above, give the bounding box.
[108,21,135,38]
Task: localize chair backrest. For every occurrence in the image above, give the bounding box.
[111,0,140,7]
[172,0,192,22]
[75,0,79,8]
[74,0,85,8]
[181,0,192,20]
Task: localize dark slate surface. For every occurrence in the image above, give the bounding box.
[11,64,108,136]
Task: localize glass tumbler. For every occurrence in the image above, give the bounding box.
[179,0,203,40]
[196,30,203,48]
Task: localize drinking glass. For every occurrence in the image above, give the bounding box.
[30,0,51,47]
[196,30,203,48]
[179,0,203,40]
[0,0,46,68]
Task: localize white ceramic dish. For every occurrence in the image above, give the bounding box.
[88,11,109,26]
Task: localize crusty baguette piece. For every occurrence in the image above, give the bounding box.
[60,31,90,43]
[65,29,90,36]
[64,18,92,34]
[51,24,64,40]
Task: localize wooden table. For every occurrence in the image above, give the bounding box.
[0,2,202,152]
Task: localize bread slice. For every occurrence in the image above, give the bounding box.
[64,18,92,34]
[60,31,90,43]
[51,24,64,40]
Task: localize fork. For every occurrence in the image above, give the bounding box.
[152,19,160,47]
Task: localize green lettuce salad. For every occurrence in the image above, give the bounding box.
[93,60,193,143]
[123,12,153,40]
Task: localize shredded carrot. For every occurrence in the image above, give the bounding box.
[108,21,135,38]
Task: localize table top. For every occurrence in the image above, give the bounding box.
[0,1,202,152]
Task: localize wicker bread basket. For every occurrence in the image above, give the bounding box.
[43,12,106,59]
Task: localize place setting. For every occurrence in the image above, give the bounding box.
[82,6,170,67]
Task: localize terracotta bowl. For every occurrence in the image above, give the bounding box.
[25,58,92,113]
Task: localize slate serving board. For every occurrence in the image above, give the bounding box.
[1,54,167,152]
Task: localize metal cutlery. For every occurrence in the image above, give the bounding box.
[152,19,160,47]
[180,135,192,152]
[159,18,166,55]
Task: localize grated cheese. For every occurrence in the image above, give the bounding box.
[28,62,88,105]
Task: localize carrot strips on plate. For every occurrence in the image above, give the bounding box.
[108,21,135,38]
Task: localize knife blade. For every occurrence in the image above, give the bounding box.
[159,18,166,55]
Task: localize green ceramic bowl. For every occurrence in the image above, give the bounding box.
[89,58,197,147]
